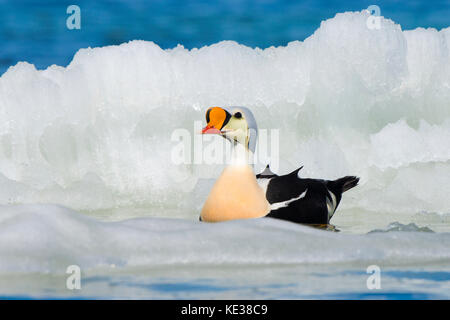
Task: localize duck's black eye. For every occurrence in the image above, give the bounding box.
[234,112,242,119]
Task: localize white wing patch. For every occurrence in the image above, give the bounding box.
[326,190,337,219]
[270,189,308,211]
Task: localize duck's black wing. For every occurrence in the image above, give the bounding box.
[257,166,359,225]
[256,164,278,179]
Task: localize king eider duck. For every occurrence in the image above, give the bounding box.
[200,106,359,226]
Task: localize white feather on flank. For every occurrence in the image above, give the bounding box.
[326,190,337,218]
[270,189,308,211]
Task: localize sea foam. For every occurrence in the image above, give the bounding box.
[0,11,449,221]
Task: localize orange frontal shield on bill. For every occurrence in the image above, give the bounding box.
[202,107,229,134]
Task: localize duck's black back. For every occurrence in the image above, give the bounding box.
[257,166,359,225]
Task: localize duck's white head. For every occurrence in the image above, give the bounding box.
[202,106,258,153]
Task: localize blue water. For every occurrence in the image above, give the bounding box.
[1,267,449,299]
[0,0,449,75]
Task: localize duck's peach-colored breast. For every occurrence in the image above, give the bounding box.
[201,165,270,222]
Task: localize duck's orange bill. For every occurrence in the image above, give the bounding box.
[202,125,221,134]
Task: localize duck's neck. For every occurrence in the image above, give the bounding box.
[229,142,254,167]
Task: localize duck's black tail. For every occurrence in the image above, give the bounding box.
[328,176,360,194]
